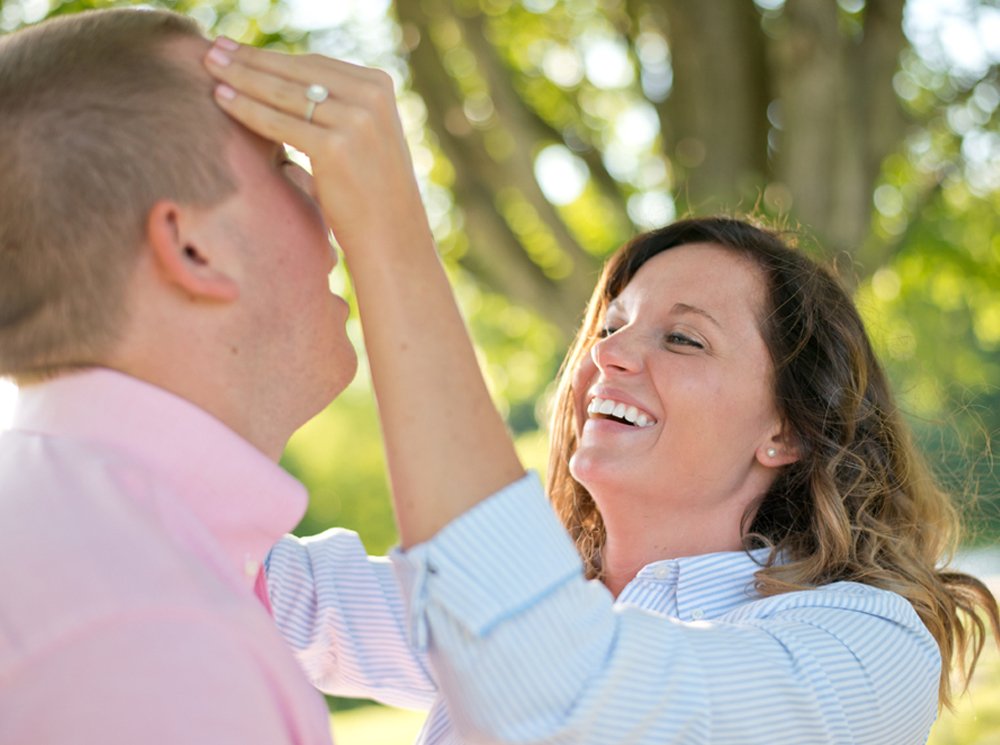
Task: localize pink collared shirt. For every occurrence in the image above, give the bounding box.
[0,368,333,745]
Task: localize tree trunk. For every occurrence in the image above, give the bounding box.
[396,0,910,335]
[395,0,602,338]
[771,0,907,274]
[645,0,772,214]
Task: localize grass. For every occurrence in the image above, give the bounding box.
[330,705,427,745]
[928,633,1000,745]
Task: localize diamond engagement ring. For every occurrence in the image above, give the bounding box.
[304,84,329,123]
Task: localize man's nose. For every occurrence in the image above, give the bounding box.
[288,162,320,201]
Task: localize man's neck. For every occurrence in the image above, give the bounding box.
[101,354,290,462]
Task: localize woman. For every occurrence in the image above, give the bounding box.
[203,40,999,744]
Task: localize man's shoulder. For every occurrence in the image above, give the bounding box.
[0,427,175,570]
[0,429,253,672]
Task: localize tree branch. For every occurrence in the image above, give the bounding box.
[395,0,593,336]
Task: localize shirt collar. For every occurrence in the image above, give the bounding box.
[11,367,308,590]
[624,548,774,620]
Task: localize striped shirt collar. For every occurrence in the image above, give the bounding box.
[618,548,773,621]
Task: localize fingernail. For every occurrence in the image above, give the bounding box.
[215,84,236,101]
[206,48,231,67]
[214,37,239,51]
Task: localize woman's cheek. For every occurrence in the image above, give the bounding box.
[572,353,597,391]
[571,356,598,430]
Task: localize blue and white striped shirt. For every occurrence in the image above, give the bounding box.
[267,474,941,744]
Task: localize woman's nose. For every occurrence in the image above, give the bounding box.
[591,330,641,374]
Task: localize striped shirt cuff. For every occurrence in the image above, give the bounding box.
[391,472,582,652]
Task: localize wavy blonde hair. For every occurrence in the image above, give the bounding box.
[546,216,999,708]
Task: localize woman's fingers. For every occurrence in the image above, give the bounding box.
[207,49,319,123]
[204,41,403,141]
[212,82,320,154]
[204,40,420,249]
[217,37,371,83]
[211,77,403,175]
[207,39,391,109]
[213,82,403,197]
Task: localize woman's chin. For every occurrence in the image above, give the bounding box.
[569,450,628,495]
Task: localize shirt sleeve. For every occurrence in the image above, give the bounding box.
[390,473,942,745]
[266,528,437,710]
[0,615,330,745]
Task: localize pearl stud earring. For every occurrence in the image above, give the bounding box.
[766,448,777,458]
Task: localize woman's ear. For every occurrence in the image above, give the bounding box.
[145,200,239,302]
[757,423,801,468]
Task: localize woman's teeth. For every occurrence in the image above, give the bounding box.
[587,397,656,427]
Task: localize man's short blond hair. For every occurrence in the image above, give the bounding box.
[0,9,236,382]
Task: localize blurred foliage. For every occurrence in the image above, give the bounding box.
[928,600,1000,744]
[857,37,1000,541]
[0,0,309,48]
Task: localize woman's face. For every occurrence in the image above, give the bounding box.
[569,243,788,540]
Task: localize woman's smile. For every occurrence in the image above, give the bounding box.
[585,392,658,428]
[568,242,783,556]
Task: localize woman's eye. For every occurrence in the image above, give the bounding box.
[666,332,703,349]
[599,327,619,338]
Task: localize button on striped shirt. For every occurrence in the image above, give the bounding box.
[267,474,941,744]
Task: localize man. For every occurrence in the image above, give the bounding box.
[0,10,357,743]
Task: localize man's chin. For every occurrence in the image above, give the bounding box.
[326,346,359,401]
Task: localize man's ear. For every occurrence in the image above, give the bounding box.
[757,422,801,468]
[145,200,239,302]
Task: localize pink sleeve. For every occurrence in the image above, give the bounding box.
[0,614,325,745]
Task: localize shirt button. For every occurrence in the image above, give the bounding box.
[653,565,670,580]
[691,608,704,620]
[244,558,260,579]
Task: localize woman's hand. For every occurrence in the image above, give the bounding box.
[203,38,426,252]
[202,38,524,547]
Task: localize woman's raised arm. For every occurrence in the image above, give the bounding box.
[203,40,523,547]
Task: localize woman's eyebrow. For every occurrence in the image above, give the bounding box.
[671,302,722,329]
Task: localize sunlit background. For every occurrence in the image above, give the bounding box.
[3,0,1000,742]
